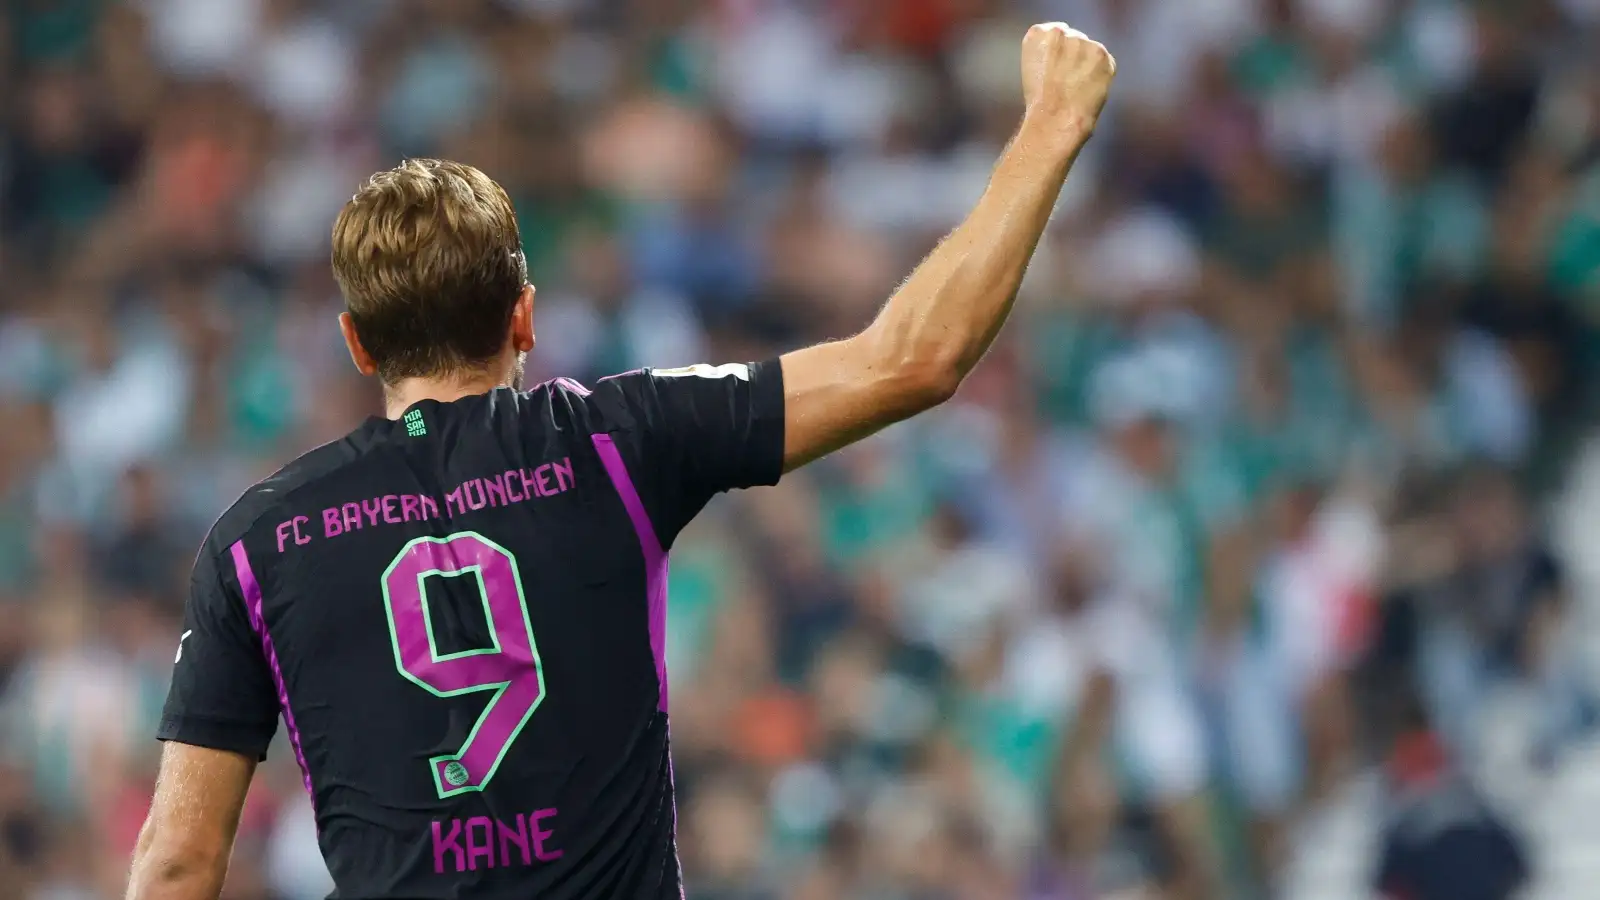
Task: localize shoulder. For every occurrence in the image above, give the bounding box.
[489,377,603,442]
[510,377,596,413]
[513,371,646,434]
[202,433,373,556]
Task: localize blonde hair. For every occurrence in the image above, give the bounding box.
[331,159,527,381]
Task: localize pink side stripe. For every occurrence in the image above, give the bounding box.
[230,540,316,810]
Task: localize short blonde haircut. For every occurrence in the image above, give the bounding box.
[331,159,527,382]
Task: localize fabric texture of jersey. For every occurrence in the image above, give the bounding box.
[158,361,785,899]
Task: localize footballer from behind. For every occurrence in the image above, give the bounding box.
[126,23,1115,900]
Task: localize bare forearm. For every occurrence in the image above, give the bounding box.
[864,116,1086,397]
[125,743,256,900]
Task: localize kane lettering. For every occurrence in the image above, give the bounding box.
[431,810,563,875]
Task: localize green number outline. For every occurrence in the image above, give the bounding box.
[380,532,547,799]
[417,567,501,662]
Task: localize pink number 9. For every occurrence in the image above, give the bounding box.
[381,532,546,798]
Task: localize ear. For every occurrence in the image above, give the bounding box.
[509,284,536,353]
[339,312,379,377]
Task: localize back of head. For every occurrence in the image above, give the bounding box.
[332,159,527,383]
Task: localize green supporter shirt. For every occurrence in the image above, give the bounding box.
[1334,167,1488,326]
[10,0,102,63]
[1549,169,1600,321]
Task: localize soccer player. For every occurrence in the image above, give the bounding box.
[126,23,1114,900]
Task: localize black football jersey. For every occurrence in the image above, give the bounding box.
[158,362,785,899]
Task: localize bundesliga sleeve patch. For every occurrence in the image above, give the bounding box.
[651,363,750,381]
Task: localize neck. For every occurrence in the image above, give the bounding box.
[383,370,511,419]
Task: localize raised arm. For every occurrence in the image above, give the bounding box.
[779,23,1115,470]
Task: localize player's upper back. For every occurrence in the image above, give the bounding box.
[160,364,783,899]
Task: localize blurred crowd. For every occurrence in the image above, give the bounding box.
[5,0,1600,898]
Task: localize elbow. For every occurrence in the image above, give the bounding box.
[898,359,962,411]
[880,335,964,412]
[127,827,223,900]
[857,325,965,414]
[128,853,213,900]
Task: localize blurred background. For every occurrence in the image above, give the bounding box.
[7,0,1600,898]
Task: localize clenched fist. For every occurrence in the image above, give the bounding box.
[1021,23,1116,141]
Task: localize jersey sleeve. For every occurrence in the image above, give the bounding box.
[156,545,280,760]
[589,360,785,546]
